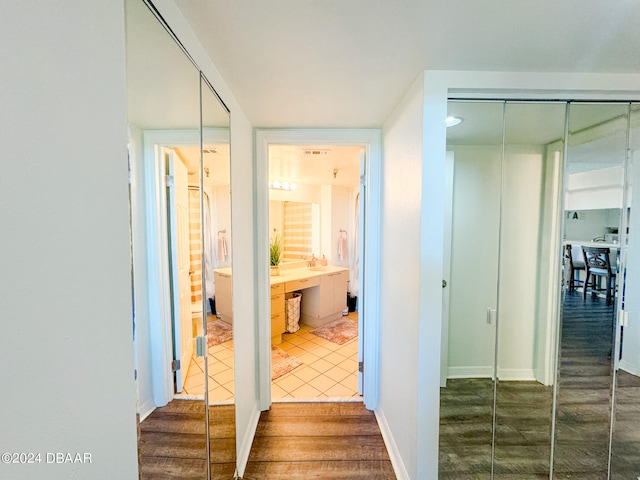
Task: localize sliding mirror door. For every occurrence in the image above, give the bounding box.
[200,75,236,478]
[554,102,629,478]
[610,103,640,479]
[440,101,504,477]
[492,102,566,478]
[126,0,210,477]
[440,101,566,479]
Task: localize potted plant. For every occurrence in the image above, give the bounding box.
[270,231,282,276]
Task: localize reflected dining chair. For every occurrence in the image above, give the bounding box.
[581,246,617,305]
[566,244,585,293]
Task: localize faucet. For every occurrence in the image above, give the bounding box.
[309,254,317,268]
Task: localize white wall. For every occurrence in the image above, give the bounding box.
[0,2,138,479]
[378,75,425,480]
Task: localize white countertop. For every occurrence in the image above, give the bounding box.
[213,265,349,285]
[564,240,620,248]
[270,265,348,285]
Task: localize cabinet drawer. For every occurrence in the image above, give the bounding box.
[271,312,285,335]
[285,276,319,293]
[271,294,285,314]
[270,283,284,295]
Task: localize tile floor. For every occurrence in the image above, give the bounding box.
[273,311,360,401]
[176,312,360,404]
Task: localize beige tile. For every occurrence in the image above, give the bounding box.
[286,335,308,346]
[324,351,348,365]
[307,344,333,358]
[324,365,351,383]
[308,357,334,374]
[184,372,205,390]
[214,347,234,361]
[278,340,297,351]
[286,346,306,358]
[271,383,288,399]
[340,373,359,391]
[184,381,204,396]
[208,384,233,402]
[290,382,324,399]
[275,373,305,393]
[208,360,229,375]
[324,382,358,398]
[298,351,320,364]
[291,365,321,383]
[309,373,337,393]
[212,368,234,385]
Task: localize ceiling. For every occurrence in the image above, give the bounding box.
[174,0,640,128]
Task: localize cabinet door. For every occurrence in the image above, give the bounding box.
[214,271,232,320]
[331,270,349,313]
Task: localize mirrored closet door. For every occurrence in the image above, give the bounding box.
[440,101,566,479]
[200,74,236,478]
[441,100,640,479]
[126,0,235,478]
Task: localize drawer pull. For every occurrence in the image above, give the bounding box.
[272,313,280,319]
[300,279,308,282]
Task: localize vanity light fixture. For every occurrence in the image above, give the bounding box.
[445,116,463,127]
[269,180,297,191]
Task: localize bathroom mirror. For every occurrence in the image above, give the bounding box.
[269,200,321,263]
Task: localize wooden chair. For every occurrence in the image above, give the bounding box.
[581,246,617,305]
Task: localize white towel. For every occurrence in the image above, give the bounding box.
[338,236,348,261]
[217,237,227,262]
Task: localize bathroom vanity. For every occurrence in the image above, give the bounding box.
[213,266,349,344]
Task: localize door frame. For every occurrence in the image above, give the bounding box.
[142,128,229,407]
[255,128,382,411]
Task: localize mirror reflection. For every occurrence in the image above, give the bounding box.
[554,102,628,478]
[126,0,233,478]
[201,75,235,478]
[440,100,640,479]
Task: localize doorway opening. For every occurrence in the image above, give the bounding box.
[255,128,382,411]
[268,144,363,401]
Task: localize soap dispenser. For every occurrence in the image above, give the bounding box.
[321,254,328,266]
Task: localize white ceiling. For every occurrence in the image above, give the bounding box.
[174,0,640,128]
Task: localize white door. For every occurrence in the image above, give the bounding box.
[166,148,193,392]
[357,148,366,394]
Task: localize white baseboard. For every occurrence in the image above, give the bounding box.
[235,405,261,478]
[374,407,410,480]
[447,366,493,379]
[138,397,156,422]
[619,359,640,377]
[497,368,536,381]
[447,366,536,382]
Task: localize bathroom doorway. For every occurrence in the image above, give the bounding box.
[255,129,382,410]
[268,144,363,401]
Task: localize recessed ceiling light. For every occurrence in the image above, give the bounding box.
[445,116,462,127]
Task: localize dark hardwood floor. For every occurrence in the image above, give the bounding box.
[241,402,395,479]
[439,290,640,479]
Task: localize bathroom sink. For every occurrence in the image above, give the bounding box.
[309,266,328,271]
